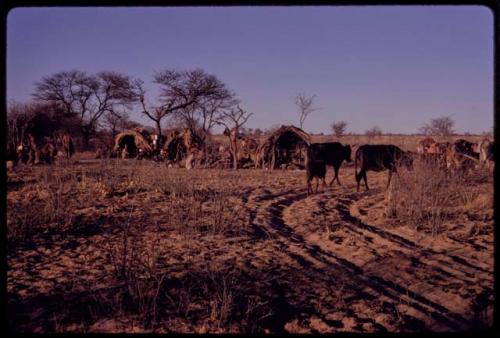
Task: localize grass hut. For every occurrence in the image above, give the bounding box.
[113,130,153,159]
[256,125,310,169]
[162,129,204,167]
[238,136,260,168]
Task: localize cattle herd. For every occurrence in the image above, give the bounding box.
[305,137,494,195]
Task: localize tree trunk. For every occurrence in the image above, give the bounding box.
[155,120,162,152]
[228,136,238,170]
[232,143,238,170]
[81,127,92,151]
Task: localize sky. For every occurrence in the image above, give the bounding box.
[7,6,494,134]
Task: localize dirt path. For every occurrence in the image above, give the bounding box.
[242,174,493,332]
[7,164,493,333]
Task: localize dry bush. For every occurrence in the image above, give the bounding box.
[123,163,249,237]
[385,159,492,235]
[102,220,168,329]
[7,163,120,250]
[102,224,270,332]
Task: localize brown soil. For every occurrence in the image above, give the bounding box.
[6,159,494,333]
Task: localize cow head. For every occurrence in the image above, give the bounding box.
[402,151,414,171]
[343,145,352,163]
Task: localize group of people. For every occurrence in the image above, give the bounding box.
[7,131,75,169]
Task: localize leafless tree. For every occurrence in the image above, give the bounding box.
[331,121,348,138]
[103,110,131,138]
[7,101,36,147]
[33,70,137,148]
[294,93,318,129]
[216,105,253,170]
[7,100,80,148]
[419,116,455,136]
[365,126,383,137]
[481,127,493,138]
[137,69,234,151]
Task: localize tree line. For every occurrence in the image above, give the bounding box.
[7,68,254,153]
[7,69,492,154]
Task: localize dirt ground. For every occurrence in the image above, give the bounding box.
[6,159,494,333]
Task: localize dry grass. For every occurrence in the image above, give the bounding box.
[311,134,486,151]
[385,158,493,235]
[6,144,493,333]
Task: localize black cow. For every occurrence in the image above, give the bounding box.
[306,159,327,195]
[307,142,352,186]
[355,144,413,192]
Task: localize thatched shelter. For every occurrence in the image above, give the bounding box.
[162,129,204,167]
[113,129,153,159]
[237,136,260,168]
[255,125,310,169]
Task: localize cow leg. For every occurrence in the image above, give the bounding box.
[315,178,319,194]
[328,173,335,187]
[335,166,342,186]
[363,171,369,190]
[321,177,326,192]
[330,166,341,186]
[356,170,361,192]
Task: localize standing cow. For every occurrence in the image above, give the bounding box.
[305,155,327,194]
[355,144,413,192]
[478,138,494,169]
[445,139,479,173]
[307,142,352,186]
[417,137,437,154]
[418,139,449,169]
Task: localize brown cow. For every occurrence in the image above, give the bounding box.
[445,139,479,173]
[355,144,413,192]
[478,138,494,169]
[416,137,437,154]
[419,140,449,169]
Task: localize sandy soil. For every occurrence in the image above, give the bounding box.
[6,160,494,333]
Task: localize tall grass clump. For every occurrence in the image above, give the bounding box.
[7,164,120,250]
[385,158,491,235]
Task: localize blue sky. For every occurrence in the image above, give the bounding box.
[7,6,494,134]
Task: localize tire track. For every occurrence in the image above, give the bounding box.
[334,193,493,281]
[245,186,489,332]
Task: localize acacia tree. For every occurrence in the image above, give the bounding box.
[103,110,131,138]
[365,126,383,137]
[216,105,253,170]
[419,116,455,136]
[331,121,348,138]
[294,93,318,129]
[32,70,138,148]
[137,69,234,151]
[175,91,239,139]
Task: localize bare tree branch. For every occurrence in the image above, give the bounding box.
[294,93,318,129]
